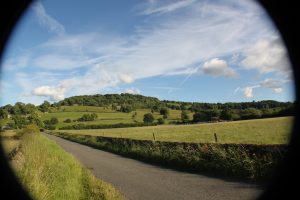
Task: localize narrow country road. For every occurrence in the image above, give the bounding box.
[44,133,264,200]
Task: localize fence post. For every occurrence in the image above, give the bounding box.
[214,133,218,143]
[152,132,156,141]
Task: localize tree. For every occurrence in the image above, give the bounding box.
[193,112,208,122]
[181,110,189,122]
[39,101,51,113]
[143,113,154,124]
[111,104,117,111]
[206,109,221,121]
[220,109,233,120]
[12,115,27,129]
[240,108,262,120]
[27,113,44,127]
[160,107,169,119]
[120,105,134,113]
[157,118,165,125]
[0,109,8,119]
[50,117,59,124]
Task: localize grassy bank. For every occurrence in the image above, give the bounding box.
[52,132,287,181]
[61,117,293,144]
[10,129,124,200]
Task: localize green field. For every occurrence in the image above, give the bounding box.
[41,106,192,128]
[60,117,293,144]
[4,129,124,200]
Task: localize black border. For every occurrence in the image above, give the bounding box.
[0,1,299,199]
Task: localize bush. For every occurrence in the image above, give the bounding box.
[50,117,59,124]
[64,118,72,123]
[120,105,135,113]
[52,132,287,181]
[157,118,165,125]
[240,108,263,120]
[17,124,40,137]
[77,113,98,122]
[59,122,157,130]
[181,111,189,122]
[143,113,155,124]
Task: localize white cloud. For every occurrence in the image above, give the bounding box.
[4,0,288,101]
[241,37,291,75]
[32,85,66,101]
[244,87,254,98]
[202,58,238,78]
[119,74,134,84]
[239,78,287,98]
[242,85,260,98]
[273,88,282,93]
[31,1,65,35]
[140,0,196,15]
[260,78,284,93]
[124,87,141,94]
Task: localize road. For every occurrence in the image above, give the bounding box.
[44,133,263,200]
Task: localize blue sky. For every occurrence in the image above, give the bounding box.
[0,0,295,106]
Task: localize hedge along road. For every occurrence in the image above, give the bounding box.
[44,133,263,200]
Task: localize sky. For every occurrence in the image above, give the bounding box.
[0,0,295,106]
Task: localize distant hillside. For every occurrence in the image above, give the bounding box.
[53,93,294,111]
[54,93,161,108]
[0,93,295,130]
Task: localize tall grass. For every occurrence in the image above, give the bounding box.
[12,131,124,200]
[52,132,287,181]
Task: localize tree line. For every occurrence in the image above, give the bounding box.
[0,94,295,130]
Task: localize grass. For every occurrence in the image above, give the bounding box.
[41,107,168,128]
[0,130,18,137]
[52,131,286,181]
[1,130,19,157]
[60,117,293,144]
[10,131,124,200]
[1,138,19,154]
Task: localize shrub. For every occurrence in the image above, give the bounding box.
[51,132,287,181]
[77,113,98,122]
[64,118,72,123]
[143,113,155,124]
[181,111,189,122]
[17,124,40,137]
[157,118,165,125]
[50,117,59,124]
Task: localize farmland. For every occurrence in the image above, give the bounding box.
[41,106,191,129]
[60,116,293,144]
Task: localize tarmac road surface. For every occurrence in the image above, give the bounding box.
[45,133,264,200]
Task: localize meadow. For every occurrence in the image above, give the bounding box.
[41,106,192,128]
[1,128,124,200]
[60,117,293,144]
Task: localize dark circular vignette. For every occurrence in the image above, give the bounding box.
[0,1,33,199]
[257,0,300,199]
[0,1,299,199]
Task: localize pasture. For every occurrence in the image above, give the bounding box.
[41,106,191,128]
[60,117,293,144]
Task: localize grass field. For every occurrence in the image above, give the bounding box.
[1,138,19,154]
[60,117,293,144]
[6,130,124,200]
[42,106,190,128]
